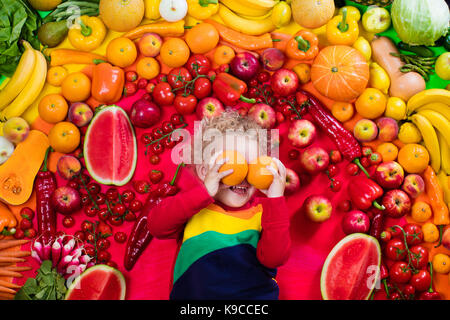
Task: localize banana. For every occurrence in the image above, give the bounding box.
[438,132,450,176]
[437,171,450,204]
[410,113,441,173]
[407,89,450,114]
[238,0,278,9]
[219,0,271,17]
[239,10,273,21]
[218,4,276,36]
[418,109,450,147]
[417,102,450,122]
[0,41,36,111]
[0,49,47,120]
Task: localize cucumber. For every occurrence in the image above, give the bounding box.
[397,42,434,57]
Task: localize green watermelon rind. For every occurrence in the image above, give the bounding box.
[320,233,381,301]
[83,105,137,187]
[65,264,127,300]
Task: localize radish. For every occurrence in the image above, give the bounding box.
[79,254,91,265]
[62,238,76,257]
[57,254,74,272]
[51,238,62,268]
[32,240,44,261]
[67,257,80,268]
[31,250,42,264]
[42,240,52,260]
[70,247,83,261]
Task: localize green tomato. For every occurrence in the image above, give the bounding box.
[435,52,450,81]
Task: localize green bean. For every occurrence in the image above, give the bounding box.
[56,1,99,9]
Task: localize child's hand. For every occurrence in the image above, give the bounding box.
[203,157,234,197]
[259,158,286,198]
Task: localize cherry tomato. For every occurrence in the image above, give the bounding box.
[87,183,101,195]
[85,232,95,244]
[329,150,342,164]
[168,67,192,89]
[151,127,164,140]
[369,152,382,166]
[360,157,371,168]
[149,154,160,165]
[81,221,94,233]
[152,82,175,106]
[98,208,110,221]
[62,216,75,228]
[389,225,403,239]
[156,73,167,83]
[218,63,229,74]
[108,215,124,226]
[97,250,111,263]
[327,165,339,178]
[121,190,135,203]
[170,113,184,126]
[257,71,270,83]
[193,77,211,99]
[133,180,150,194]
[146,82,155,94]
[161,121,175,134]
[114,232,127,243]
[97,238,110,251]
[330,179,342,192]
[24,228,36,239]
[380,230,392,242]
[248,87,258,98]
[124,212,136,222]
[20,218,32,231]
[288,149,299,160]
[389,292,401,300]
[186,54,211,76]
[97,221,112,236]
[149,142,164,155]
[124,82,138,97]
[106,187,119,202]
[126,71,138,82]
[84,246,95,257]
[94,193,106,206]
[76,173,90,185]
[106,261,117,268]
[408,245,429,269]
[66,180,80,190]
[289,114,299,122]
[337,200,351,212]
[14,229,25,239]
[403,223,424,246]
[346,163,359,176]
[112,203,126,215]
[84,205,98,217]
[385,238,407,261]
[137,78,148,89]
[129,199,143,212]
[361,146,373,157]
[389,261,412,284]
[142,93,152,101]
[74,230,85,241]
[20,207,35,220]
[249,78,258,88]
[409,270,431,292]
[281,104,292,117]
[402,284,415,299]
[174,94,197,115]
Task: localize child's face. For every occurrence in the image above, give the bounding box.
[198,133,260,208]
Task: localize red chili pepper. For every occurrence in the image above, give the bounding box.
[300,89,370,178]
[379,262,390,298]
[35,147,57,244]
[419,262,441,300]
[369,211,384,239]
[348,176,385,211]
[212,72,255,106]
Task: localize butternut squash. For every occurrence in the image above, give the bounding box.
[0,130,49,206]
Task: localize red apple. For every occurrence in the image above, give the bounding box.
[196,97,224,119]
[230,52,260,81]
[51,186,81,215]
[401,174,425,199]
[341,210,370,234]
[304,195,332,222]
[285,168,300,194]
[442,228,450,251]
[260,48,285,71]
[374,161,404,189]
[300,146,330,173]
[288,119,316,148]
[270,68,299,97]
[247,103,276,129]
[68,102,94,127]
[130,99,161,128]
[57,155,82,180]
[382,189,411,218]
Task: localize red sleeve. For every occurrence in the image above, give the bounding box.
[147,168,214,239]
[256,196,291,269]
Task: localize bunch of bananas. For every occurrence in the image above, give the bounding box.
[406,89,450,177]
[218,0,291,35]
[0,41,48,127]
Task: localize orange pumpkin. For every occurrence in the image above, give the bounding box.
[311,45,369,102]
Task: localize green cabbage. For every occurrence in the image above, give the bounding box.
[391,0,449,46]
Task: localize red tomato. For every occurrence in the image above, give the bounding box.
[133,180,150,194]
[149,154,160,165]
[168,67,192,89]
[327,165,338,177]
[114,232,127,243]
[409,270,431,292]
[126,71,138,82]
[170,113,184,126]
[124,82,137,97]
[97,208,110,221]
[121,190,135,203]
[106,187,119,201]
[97,238,110,251]
[129,199,143,213]
[186,54,211,76]
[389,261,412,284]
[408,245,429,269]
[329,150,342,164]
[97,250,111,263]
[346,163,359,176]
[161,121,175,134]
[62,216,75,228]
[193,77,212,99]
[152,82,175,106]
[385,238,407,261]
[174,94,197,115]
[403,223,424,246]
[361,146,373,157]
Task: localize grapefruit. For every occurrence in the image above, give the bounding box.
[65,265,126,300]
[84,105,137,186]
[99,0,145,32]
[320,233,381,300]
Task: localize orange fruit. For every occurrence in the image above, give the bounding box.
[432,253,450,274]
[217,150,248,186]
[376,142,398,162]
[106,37,138,68]
[213,45,235,65]
[38,94,68,123]
[292,63,311,84]
[48,121,80,154]
[397,144,430,173]
[160,38,190,68]
[247,156,277,190]
[61,72,91,103]
[185,23,219,54]
[355,88,387,119]
[411,201,432,223]
[136,57,160,80]
[331,102,354,122]
[46,66,68,86]
[422,222,439,243]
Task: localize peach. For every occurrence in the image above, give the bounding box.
[138,33,162,57]
[3,117,30,144]
[376,117,399,142]
[260,48,285,71]
[442,228,450,251]
[57,155,82,180]
[68,102,93,127]
[401,174,425,199]
[353,119,378,142]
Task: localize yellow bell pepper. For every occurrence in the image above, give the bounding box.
[68,16,107,52]
[187,0,219,20]
[326,8,359,46]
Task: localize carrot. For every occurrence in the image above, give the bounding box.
[205,19,273,51]
[0,280,21,289]
[3,265,32,272]
[0,292,15,300]
[0,269,23,278]
[0,239,29,250]
[50,49,106,67]
[0,250,30,258]
[0,286,16,294]
[424,166,450,247]
[0,257,25,264]
[123,20,185,40]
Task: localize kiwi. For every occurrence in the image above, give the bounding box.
[37,21,69,48]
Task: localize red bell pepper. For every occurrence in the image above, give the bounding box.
[212,72,255,106]
[347,177,385,211]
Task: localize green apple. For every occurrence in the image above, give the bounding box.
[362,7,391,34]
[3,117,30,144]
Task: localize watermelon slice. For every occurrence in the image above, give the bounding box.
[320,233,381,300]
[65,265,126,300]
[84,105,137,186]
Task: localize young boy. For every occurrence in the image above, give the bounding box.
[147,111,291,300]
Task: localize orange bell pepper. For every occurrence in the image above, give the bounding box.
[91,62,125,104]
[285,30,319,61]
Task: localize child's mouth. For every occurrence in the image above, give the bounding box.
[230,185,249,195]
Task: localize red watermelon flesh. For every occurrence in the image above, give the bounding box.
[65,265,126,300]
[84,105,137,186]
[320,233,381,300]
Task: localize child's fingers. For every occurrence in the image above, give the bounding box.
[265,165,279,178]
[211,157,228,172]
[218,169,234,179]
[272,158,286,179]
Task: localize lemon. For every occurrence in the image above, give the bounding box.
[353,37,371,61]
[28,0,62,11]
[398,122,422,144]
[385,97,406,120]
[271,1,292,28]
[339,6,361,21]
[435,52,450,81]
[369,62,390,94]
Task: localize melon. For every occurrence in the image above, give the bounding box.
[84,105,137,186]
[65,265,126,300]
[99,0,145,32]
[320,233,381,300]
